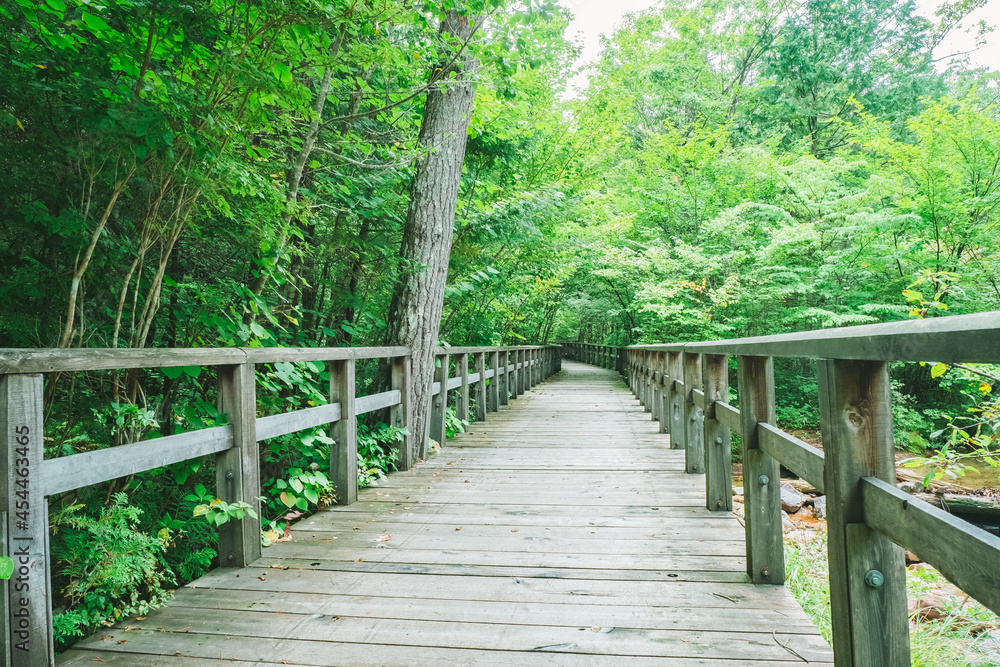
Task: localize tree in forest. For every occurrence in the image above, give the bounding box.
[385,8,484,459]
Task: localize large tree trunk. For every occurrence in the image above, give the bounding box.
[385,9,481,460]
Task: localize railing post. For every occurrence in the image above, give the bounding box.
[474,352,486,422]
[642,352,652,413]
[650,354,661,423]
[488,350,499,413]
[2,373,53,666]
[456,353,470,425]
[668,352,684,450]
[217,362,262,565]
[659,352,671,435]
[390,355,412,470]
[499,350,509,406]
[430,353,449,446]
[330,358,357,505]
[683,352,704,474]
[703,354,731,511]
[819,359,909,666]
[516,350,525,395]
[736,355,783,584]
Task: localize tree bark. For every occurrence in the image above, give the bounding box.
[385,9,481,460]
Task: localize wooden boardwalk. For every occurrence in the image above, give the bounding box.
[60,361,833,666]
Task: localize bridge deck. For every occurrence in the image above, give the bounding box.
[60,361,833,666]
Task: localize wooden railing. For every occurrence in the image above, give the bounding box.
[563,312,1000,667]
[0,344,561,666]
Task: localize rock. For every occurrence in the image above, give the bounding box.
[782,510,796,534]
[732,486,743,496]
[905,550,921,565]
[732,501,744,519]
[780,482,804,513]
[813,495,827,520]
[787,479,818,494]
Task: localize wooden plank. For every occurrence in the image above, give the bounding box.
[845,523,910,666]
[447,376,463,391]
[256,403,341,442]
[668,354,684,449]
[243,346,410,364]
[0,510,8,663]
[488,350,499,412]
[736,356,783,585]
[330,359,357,505]
[862,477,1000,616]
[474,353,486,422]
[430,354,449,445]
[169,586,820,631]
[355,389,402,416]
[715,401,741,434]
[2,374,52,666]
[41,426,233,496]
[818,359,908,666]
[702,354,731,512]
[66,630,830,666]
[672,311,1000,363]
[456,354,470,423]
[83,606,834,663]
[691,388,706,409]
[498,351,509,406]
[683,352,703,474]
[217,363,261,567]
[758,423,825,493]
[0,347,246,374]
[390,355,412,470]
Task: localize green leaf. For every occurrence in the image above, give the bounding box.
[182,365,201,379]
[303,487,319,504]
[81,12,113,34]
[901,289,922,302]
[163,366,185,379]
[930,362,948,379]
[0,556,13,580]
[288,477,304,493]
[271,63,293,84]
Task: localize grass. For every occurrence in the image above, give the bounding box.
[784,531,1000,667]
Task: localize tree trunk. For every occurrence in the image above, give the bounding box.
[385,9,481,460]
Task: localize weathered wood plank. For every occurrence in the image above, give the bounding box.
[736,356,783,585]
[757,422,825,494]
[862,477,1000,616]
[256,403,341,442]
[330,359,357,505]
[390,355,412,470]
[2,374,52,666]
[217,363,261,567]
[702,354,731,512]
[41,426,233,496]
[355,389,401,416]
[818,359,908,666]
[648,311,1000,363]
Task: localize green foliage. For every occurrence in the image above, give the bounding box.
[51,494,174,647]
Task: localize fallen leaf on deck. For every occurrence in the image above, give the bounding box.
[376,534,391,542]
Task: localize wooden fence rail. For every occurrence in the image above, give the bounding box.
[562,310,1000,667]
[0,344,561,666]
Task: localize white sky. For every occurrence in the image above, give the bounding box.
[562,0,1000,95]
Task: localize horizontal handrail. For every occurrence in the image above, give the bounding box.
[624,311,1000,362]
[40,425,234,496]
